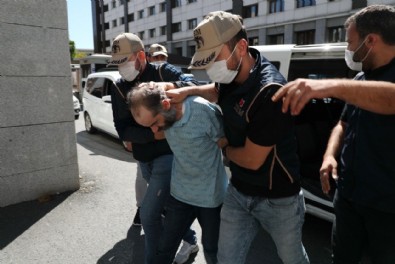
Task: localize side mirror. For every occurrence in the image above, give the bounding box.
[102,95,112,104]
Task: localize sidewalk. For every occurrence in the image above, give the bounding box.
[0,119,212,264]
[0,118,331,264]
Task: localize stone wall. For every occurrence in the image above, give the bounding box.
[0,0,80,207]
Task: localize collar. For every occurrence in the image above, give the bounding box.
[172,97,191,127]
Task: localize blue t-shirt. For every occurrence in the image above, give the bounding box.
[164,96,228,208]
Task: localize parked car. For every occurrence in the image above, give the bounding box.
[82,71,129,149]
[73,94,80,120]
[253,43,358,222]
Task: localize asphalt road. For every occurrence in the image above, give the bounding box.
[0,117,334,264]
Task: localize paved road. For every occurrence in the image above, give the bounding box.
[0,117,333,264]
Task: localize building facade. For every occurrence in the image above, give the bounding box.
[92,0,395,57]
[1,0,80,207]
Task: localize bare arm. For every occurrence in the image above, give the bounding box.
[224,137,273,170]
[319,121,345,194]
[272,78,395,115]
[165,83,218,103]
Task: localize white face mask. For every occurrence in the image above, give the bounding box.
[206,45,242,84]
[151,61,167,66]
[344,38,372,71]
[119,60,140,81]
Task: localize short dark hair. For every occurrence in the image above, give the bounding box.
[345,5,395,45]
[226,27,248,51]
[127,82,166,116]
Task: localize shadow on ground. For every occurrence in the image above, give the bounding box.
[0,191,73,249]
[97,225,145,264]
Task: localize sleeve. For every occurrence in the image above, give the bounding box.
[339,104,349,123]
[246,84,294,146]
[205,103,225,142]
[110,81,155,143]
[161,63,200,86]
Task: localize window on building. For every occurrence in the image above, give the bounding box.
[243,4,258,18]
[112,19,117,28]
[296,30,315,44]
[103,4,109,12]
[296,0,316,8]
[160,26,167,36]
[120,0,123,5]
[160,2,166,12]
[269,0,284,13]
[175,47,183,56]
[128,13,134,22]
[352,0,367,9]
[188,45,195,57]
[149,28,156,38]
[138,10,144,19]
[112,0,116,8]
[268,34,284,44]
[139,31,145,40]
[188,19,197,30]
[248,37,259,46]
[120,17,125,25]
[328,26,345,43]
[187,0,197,3]
[172,22,182,33]
[149,6,156,16]
[105,40,111,48]
[104,22,110,30]
[171,0,181,8]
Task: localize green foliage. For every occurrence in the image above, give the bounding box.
[69,40,76,60]
[75,51,88,59]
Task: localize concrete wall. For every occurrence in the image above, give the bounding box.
[0,0,80,207]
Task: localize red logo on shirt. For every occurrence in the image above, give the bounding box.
[239,98,245,108]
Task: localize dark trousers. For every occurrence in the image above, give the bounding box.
[153,195,222,264]
[332,191,395,264]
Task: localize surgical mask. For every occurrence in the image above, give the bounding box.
[151,61,167,66]
[206,45,242,84]
[344,38,372,71]
[119,60,140,81]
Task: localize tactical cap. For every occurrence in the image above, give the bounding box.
[189,11,242,69]
[149,44,168,57]
[108,33,144,65]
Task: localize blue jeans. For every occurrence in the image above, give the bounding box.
[153,195,221,264]
[139,155,196,264]
[217,184,309,264]
[332,190,395,264]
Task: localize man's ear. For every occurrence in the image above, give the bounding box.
[137,50,146,61]
[238,39,248,56]
[161,99,171,110]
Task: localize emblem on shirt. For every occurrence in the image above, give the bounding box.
[233,98,246,116]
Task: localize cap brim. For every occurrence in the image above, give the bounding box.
[152,51,168,57]
[107,54,129,66]
[189,44,223,70]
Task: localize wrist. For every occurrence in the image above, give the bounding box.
[222,145,228,157]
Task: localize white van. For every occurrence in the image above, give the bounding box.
[253,43,357,222]
[83,70,122,139]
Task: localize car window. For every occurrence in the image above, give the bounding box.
[86,77,105,98]
[103,79,113,97]
[287,59,357,81]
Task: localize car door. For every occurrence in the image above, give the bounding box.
[84,77,105,129]
[98,78,118,138]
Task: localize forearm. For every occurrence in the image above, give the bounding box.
[167,83,217,103]
[323,121,345,159]
[185,83,218,102]
[331,80,395,114]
